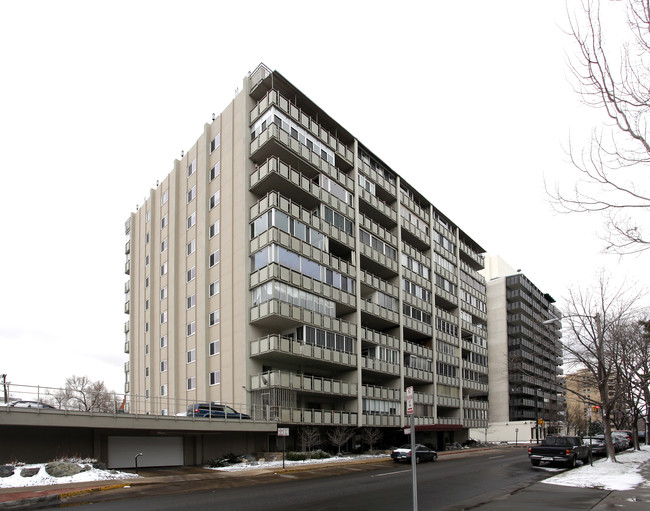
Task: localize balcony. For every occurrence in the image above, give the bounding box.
[124,260,130,275]
[250,263,356,313]
[124,301,130,314]
[358,159,397,200]
[400,217,430,252]
[362,414,400,427]
[276,407,358,426]
[250,157,354,217]
[358,242,399,279]
[359,299,400,329]
[124,321,130,333]
[361,327,400,350]
[124,280,130,294]
[125,240,130,255]
[250,298,355,333]
[463,399,489,411]
[250,370,357,397]
[125,217,131,235]
[362,384,400,401]
[459,240,485,270]
[250,334,357,369]
[437,396,460,408]
[124,340,129,354]
[250,90,354,170]
[358,187,398,230]
[361,356,399,377]
[403,315,433,338]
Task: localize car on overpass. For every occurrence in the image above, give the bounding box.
[186,403,250,419]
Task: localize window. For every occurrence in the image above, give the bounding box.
[162,189,168,205]
[209,250,220,267]
[160,335,167,348]
[188,159,196,177]
[160,310,167,324]
[210,162,221,181]
[161,238,167,253]
[145,322,149,333]
[187,349,196,363]
[145,299,149,310]
[209,370,220,386]
[160,262,167,276]
[209,309,220,326]
[146,210,150,222]
[145,344,149,355]
[187,321,196,336]
[187,239,196,256]
[187,266,196,282]
[210,191,220,209]
[145,277,149,288]
[209,280,220,297]
[187,185,196,203]
[187,294,196,309]
[160,384,167,396]
[187,212,196,229]
[161,360,167,372]
[210,133,220,153]
[145,367,149,377]
[145,255,149,265]
[145,389,149,398]
[187,377,196,391]
[160,286,167,300]
[161,214,168,229]
[209,340,220,356]
[146,232,150,243]
[209,220,220,238]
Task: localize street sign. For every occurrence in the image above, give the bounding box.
[406,386,414,415]
[277,428,289,437]
[404,428,411,435]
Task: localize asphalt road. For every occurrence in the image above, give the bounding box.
[58,448,610,510]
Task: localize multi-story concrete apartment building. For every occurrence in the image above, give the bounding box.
[478,255,564,442]
[123,64,489,446]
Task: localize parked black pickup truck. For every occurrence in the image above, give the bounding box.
[528,436,591,468]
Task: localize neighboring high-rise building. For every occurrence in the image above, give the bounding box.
[123,64,489,445]
[480,255,564,442]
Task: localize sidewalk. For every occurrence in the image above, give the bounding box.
[591,458,650,510]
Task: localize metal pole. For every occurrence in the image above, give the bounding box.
[283,436,286,470]
[410,414,417,511]
[535,389,539,444]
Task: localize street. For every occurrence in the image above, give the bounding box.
[57,448,611,510]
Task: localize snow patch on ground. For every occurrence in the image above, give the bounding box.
[542,446,650,491]
[0,463,137,488]
[208,454,390,472]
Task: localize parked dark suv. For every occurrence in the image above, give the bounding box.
[186,403,250,419]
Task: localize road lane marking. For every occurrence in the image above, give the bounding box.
[489,455,505,459]
[373,469,411,477]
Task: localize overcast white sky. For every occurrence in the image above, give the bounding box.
[1,1,647,394]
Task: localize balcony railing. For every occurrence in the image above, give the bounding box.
[250,334,357,368]
[250,370,357,397]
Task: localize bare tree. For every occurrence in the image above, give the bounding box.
[327,426,355,455]
[566,403,587,435]
[360,427,383,454]
[63,375,117,413]
[617,318,650,448]
[562,271,644,461]
[549,0,650,254]
[298,426,321,452]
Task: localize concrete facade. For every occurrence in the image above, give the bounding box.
[124,64,490,445]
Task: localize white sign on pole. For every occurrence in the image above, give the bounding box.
[277,428,289,437]
[404,428,411,435]
[406,386,414,415]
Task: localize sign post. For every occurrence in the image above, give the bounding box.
[278,427,289,469]
[406,386,417,511]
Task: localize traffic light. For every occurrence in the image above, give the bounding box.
[592,405,600,413]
